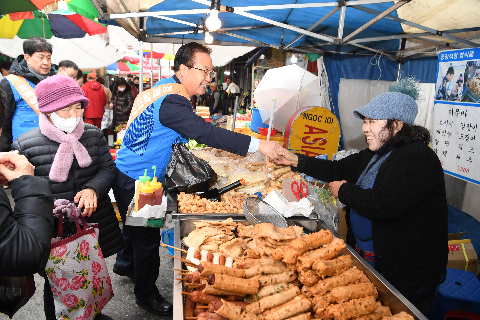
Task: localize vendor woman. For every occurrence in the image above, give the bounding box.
[112,42,284,316]
[276,90,448,316]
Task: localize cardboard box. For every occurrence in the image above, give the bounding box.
[447,238,478,275]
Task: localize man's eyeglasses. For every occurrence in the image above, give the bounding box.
[185,65,216,79]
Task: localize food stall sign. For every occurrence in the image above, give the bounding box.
[283,106,340,160]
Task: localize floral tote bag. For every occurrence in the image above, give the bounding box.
[45,201,113,320]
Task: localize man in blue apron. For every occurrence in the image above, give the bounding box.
[113,42,284,316]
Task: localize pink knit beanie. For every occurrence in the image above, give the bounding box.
[36,74,89,113]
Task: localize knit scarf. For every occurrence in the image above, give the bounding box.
[27,63,49,81]
[39,113,92,182]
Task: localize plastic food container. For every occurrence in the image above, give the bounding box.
[258,127,277,136]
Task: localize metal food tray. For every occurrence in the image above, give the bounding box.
[172,217,427,320]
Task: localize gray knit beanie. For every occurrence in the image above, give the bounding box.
[353,91,417,125]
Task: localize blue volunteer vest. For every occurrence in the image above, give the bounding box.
[6,77,40,141]
[115,77,188,181]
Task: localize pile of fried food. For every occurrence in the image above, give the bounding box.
[177,150,304,214]
[180,220,415,320]
[468,76,480,96]
[178,192,254,214]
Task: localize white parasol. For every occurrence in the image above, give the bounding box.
[253,64,322,133]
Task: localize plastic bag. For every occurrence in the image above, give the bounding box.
[305,182,339,232]
[101,108,113,130]
[164,143,217,194]
[0,275,35,318]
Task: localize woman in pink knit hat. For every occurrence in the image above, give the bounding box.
[11,74,123,320]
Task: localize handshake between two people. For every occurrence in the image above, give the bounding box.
[256,144,347,198]
[257,141,299,167]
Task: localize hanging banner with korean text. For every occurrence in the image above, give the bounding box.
[283,106,340,160]
[432,48,480,185]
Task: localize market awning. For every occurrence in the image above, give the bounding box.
[92,0,480,61]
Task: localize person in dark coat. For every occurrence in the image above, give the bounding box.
[0,85,54,278]
[276,91,448,317]
[12,75,123,320]
[110,77,134,128]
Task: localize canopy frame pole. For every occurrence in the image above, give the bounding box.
[284,7,340,49]
[106,0,394,19]
[351,4,479,48]
[342,0,408,44]
[150,43,154,87]
[337,4,346,40]
[157,58,161,82]
[139,17,144,93]
[118,0,141,34]
[267,99,276,141]
[407,32,480,60]
[230,11,335,43]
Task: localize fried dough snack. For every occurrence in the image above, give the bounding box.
[330,282,378,303]
[326,296,377,320]
[285,313,311,320]
[246,286,301,314]
[382,311,414,320]
[313,255,353,279]
[233,257,260,269]
[353,302,392,320]
[203,284,247,297]
[311,293,334,314]
[302,267,370,297]
[208,273,259,295]
[255,223,298,241]
[234,256,286,269]
[298,269,320,287]
[263,294,312,320]
[244,265,291,279]
[198,261,246,278]
[254,271,297,287]
[297,237,347,270]
[250,283,295,302]
[273,230,334,264]
[215,299,258,320]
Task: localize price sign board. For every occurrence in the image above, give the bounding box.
[283,106,340,160]
[433,48,480,185]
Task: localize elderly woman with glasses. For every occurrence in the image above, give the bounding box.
[12,74,123,320]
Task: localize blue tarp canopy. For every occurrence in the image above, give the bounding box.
[95,0,480,62]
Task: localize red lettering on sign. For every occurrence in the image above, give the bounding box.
[303,125,328,135]
[302,136,328,145]
[301,150,323,157]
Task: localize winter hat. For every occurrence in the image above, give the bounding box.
[353,92,417,125]
[36,74,89,113]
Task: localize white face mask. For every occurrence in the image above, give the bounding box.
[50,112,81,133]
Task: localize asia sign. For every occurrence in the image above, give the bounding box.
[283,107,340,160]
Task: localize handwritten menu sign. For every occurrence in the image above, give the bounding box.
[433,48,480,185]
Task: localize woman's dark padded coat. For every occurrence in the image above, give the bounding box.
[295,140,448,289]
[112,84,134,128]
[12,124,124,258]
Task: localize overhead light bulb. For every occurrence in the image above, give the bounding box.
[206,10,221,32]
[291,53,298,63]
[224,70,231,75]
[204,31,213,44]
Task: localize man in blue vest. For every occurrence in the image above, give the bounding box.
[113,42,283,315]
[0,37,56,151]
